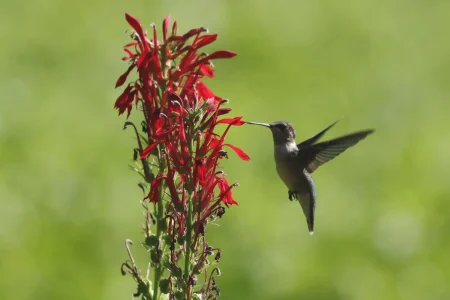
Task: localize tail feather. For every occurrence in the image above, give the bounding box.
[297,192,316,235]
[307,218,314,235]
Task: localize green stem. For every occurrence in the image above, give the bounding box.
[153,154,166,300]
[184,133,195,295]
[153,268,161,300]
[184,194,193,283]
[142,285,152,300]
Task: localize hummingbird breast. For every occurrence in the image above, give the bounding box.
[274,143,310,194]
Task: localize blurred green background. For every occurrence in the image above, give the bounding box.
[1,0,450,299]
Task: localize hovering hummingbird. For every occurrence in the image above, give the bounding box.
[247,118,374,235]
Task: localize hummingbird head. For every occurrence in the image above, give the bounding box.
[247,120,296,145]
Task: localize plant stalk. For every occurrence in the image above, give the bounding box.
[153,149,166,300]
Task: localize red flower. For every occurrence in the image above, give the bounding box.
[217,176,238,206]
[115,14,248,299]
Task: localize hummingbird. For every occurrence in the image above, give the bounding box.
[247,118,374,235]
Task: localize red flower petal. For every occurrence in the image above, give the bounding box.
[182,27,205,40]
[153,117,165,133]
[194,159,206,184]
[149,175,165,203]
[152,24,159,52]
[167,91,184,114]
[178,47,197,75]
[165,165,181,205]
[224,144,250,161]
[217,108,232,116]
[167,91,182,102]
[217,178,238,206]
[125,13,149,51]
[206,50,237,60]
[216,116,245,126]
[124,42,139,48]
[194,34,217,49]
[115,64,135,88]
[196,81,214,100]
[125,91,135,118]
[149,125,178,139]
[114,85,134,115]
[162,15,171,41]
[197,81,222,103]
[193,50,237,70]
[137,51,151,68]
[122,48,136,61]
[172,21,178,36]
[209,137,221,150]
[200,64,215,78]
[140,140,163,159]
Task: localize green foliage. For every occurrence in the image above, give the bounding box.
[1,1,450,299]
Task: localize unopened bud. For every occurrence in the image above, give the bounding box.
[194,260,205,274]
[141,121,148,133]
[188,274,198,286]
[171,264,183,278]
[137,182,146,194]
[214,250,221,262]
[131,32,140,41]
[133,148,140,160]
[177,236,185,245]
[120,263,129,275]
[159,278,170,294]
[171,100,181,107]
[216,207,225,218]
[150,248,162,263]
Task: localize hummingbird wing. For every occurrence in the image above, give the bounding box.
[297,117,343,148]
[299,130,374,173]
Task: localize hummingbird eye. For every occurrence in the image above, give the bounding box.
[277,124,287,131]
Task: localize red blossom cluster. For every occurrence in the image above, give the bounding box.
[116,14,248,300]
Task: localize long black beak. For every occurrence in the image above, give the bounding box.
[247,121,271,128]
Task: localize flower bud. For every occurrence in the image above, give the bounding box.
[171,264,183,278]
[188,274,198,286]
[145,235,159,248]
[150,248,162,264]
[159,278,170,294]
[177,236,185,245]
[214,250,221,262]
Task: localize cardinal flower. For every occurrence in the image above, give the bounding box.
[116,14,248,300]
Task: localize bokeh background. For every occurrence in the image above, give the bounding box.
[1,0,450,299]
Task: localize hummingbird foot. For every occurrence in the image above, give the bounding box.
[288,190,298,201]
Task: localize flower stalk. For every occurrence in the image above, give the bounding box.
[115,13,249,300]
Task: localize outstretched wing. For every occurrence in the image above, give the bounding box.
[297,117,343,148]
[299,130,374,173]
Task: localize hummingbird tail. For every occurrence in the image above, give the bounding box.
[297,189,316,236]
[307,220,314,235]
